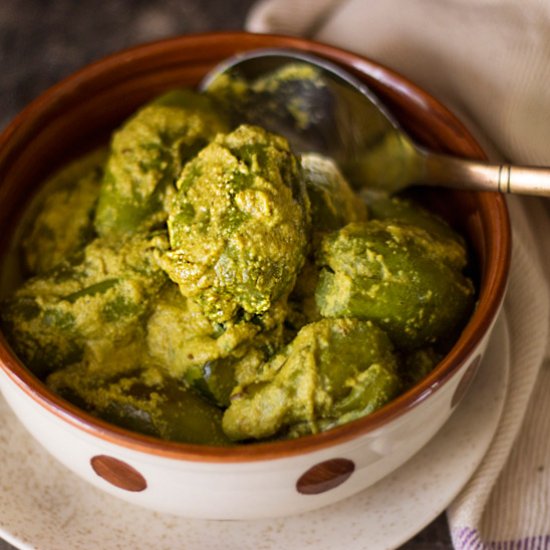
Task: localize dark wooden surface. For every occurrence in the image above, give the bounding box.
[0,1,453,548]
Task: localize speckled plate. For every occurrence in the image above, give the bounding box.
[0,312,509,550]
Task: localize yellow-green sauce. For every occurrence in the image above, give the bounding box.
[0,73,475,445]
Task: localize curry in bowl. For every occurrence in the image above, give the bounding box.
[0,67,475,446]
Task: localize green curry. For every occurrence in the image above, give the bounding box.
[1,72,475,446]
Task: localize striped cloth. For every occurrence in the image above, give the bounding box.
[247,1,550,547]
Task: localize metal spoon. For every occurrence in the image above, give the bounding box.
[201,48,550,197]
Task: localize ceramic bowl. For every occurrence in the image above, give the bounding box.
[0,32,510,519]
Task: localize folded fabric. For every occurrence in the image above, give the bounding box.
[247,1,550,547]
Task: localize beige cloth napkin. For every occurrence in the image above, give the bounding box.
[247,1,550,547]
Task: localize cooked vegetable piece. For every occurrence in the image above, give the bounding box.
[146,283,288,406]
[315,220,475,349]
[183,358,237,408]
[49,359,232,446]
[367,195,467,264]
[94,89,229,237]
[161,124,309,323]
[1,232,168,377]
[21,148,106,275]
[222,318,401,441]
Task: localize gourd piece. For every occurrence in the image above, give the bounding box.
[0,231,169,379]
[161,124,309,324]
[48,361,232,446]
[315,220,475,350]
[145,284,255,407]
[21,148,107,275]
[94,89,230,238]
[146,284,288,407]
[367,195,468,266]
[301,152,366,236]
[222,317,401,442]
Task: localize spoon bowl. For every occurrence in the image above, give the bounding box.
[202,48,550,197]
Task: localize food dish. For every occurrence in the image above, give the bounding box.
[0,311,509,549]
[1,79,475,446]
[0,32,510,518]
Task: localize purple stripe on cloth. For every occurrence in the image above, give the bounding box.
[452,528,550,549]
[456,526,480,547]
[453,527,483,549]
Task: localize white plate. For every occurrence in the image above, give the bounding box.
[0,312,509,550]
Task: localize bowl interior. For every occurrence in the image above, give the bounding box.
[0,32,510,460]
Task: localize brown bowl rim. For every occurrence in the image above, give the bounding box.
[0,31,511,462]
